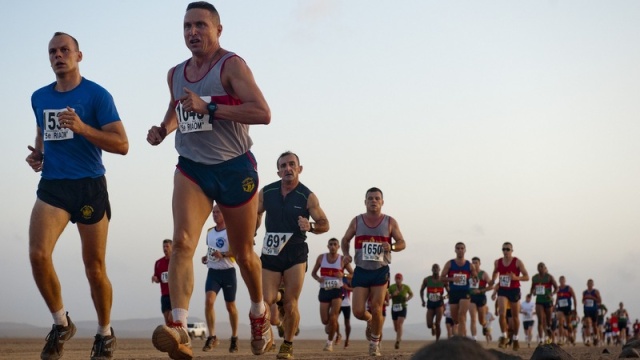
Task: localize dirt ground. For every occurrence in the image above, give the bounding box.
[0,337,628,359]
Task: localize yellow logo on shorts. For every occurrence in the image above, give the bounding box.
[81,205,94,219]
[242,177,255,193]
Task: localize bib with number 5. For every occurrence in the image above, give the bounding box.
[43,109,74,141]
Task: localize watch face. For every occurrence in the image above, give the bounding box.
[208,103,217,112]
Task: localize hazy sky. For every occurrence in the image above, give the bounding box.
[2,0,639,334]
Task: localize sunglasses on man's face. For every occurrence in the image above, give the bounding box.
[502,248,512,252]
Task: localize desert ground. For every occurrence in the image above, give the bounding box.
[0,337,631,360]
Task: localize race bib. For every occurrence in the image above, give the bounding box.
[361,241,384,261]
[392,303,403,312]
[161,271,168,283]
[558,299,569,307]
[535,285,546,295]
[43,109,74,141]
[585,299,595,307]
[261,232,292,256]
[176,97,213,133]
[428,293,441,302]
[469,278,479,289]
[324,279,340,290]
[453,273,467,286]
[499,275,511,287]
[207,247,220,263]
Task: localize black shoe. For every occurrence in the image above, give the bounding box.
[229,336,239,353]
[41,313,77,360]
[90,328,117,360]
[202,335,219,351]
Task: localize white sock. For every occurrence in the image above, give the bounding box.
[172,308,188,326]
[97,325,111,336]
[52,309,68,327]
[327,339,332,345]
[250,301,266,317]
[512,335,518,341]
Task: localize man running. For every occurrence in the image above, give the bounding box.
[520,294,536,347]
[153,240,174,325]
[147,2,272,359]
[257,151,329,359]
[200,205,239,353]
[420,264,445,341]
[469,257,491,341]
[530,262,558,345]
[310,238,352,352]
[27,31,129,360]
[335,274,353,348]
[388,273,413,349]
[555,275,577,344]
[341,187,406,357]
[491,242,529,351]
[614,302,630,345]
[440,242,475,337]
[582,279,602,346]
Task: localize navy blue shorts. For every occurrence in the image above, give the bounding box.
[351,266,390,288]
[261,242,308,274]
[391,305,407,320]
[318,288,342,303]
[340,306,351,320]
[160,294,171,313]
[471,294,487,307]
[498,288,521,303]
[448,289,470,305]
[205,267,237,302]
[177,151,258,207]
[37,176,111,224]
[427,300,444,310]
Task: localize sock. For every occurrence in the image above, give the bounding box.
[327,339,332,346]
[52,309,68,327]
[172,308,188,326]
[502,332,507,338]
[472,336,477,340]
[284,340,293,346]
[97,325,111,336]
[371,334,380,344]
[250,301,266,317]
[512,335,518,341]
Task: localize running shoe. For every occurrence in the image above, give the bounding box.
[498,336,507,348]
[90,328,117,360]
[395,340,400,349]
[152,322,192,360]
[323,341,333,351]
[229,336,238,353]
[277,323,285,338]
[276,342,294,359]
[202,335,219,351]
[512,339,520,351]
[365,320,372,341]
[40,313,77,360]
[249,305,273,355]
[369,342,382,356]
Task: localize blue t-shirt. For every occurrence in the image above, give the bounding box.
[31,77,120,179]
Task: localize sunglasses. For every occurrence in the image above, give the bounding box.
[502,248,512,252]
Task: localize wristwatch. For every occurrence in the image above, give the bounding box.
[207,102,218,123]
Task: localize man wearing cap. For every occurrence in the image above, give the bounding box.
[388,273,413,349]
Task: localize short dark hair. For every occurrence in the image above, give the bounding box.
[277,151,299,168]
[472,257,480,262]
[365,187,383,199]
[186,1,220,22]
[53,32,79,50]
[455,242,465,248]
[163,239,173,245]
[502,242,513,248]
[328,237,339,244]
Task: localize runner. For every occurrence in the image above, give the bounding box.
[310,238,353,352]
[484,311,495,344]
[152,240,173,325]
[341,187,406,357]
[469,257,491,341]
[597,303,608,344]
[555,275,577,345]
[420,264,445,341]
[614,302,630,345]
[604,316,613,345]
[530,262,558,345]
[257,151,329,359]
[491,242,530,351]
[200,205,239,353]
[335,274,353,348]
[444,301,455,339]
[388,273,414,349]
[581,279,602,346]
[146,2,273,359]
[440,242,475,337]
[520,294,536,347]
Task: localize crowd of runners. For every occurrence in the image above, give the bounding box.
[26,1,634,360]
